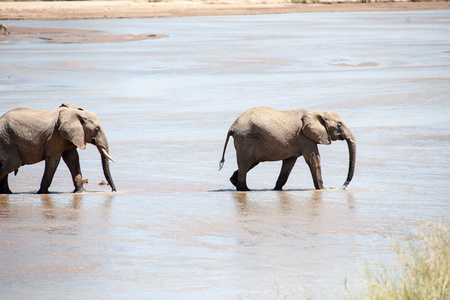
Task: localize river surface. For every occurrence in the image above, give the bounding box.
[1,10,449,299]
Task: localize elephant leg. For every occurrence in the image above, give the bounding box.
[230,162,259,187]
[62,149,85,193]
[230,170,238,187]
[274,156,298,191]
[235,161,259,191]
[0,155,21,194]
[37,156,62,194]
[236,171,250,191]
[303,146,324,190]
[0,174,12,194]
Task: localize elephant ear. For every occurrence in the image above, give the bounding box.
[57,109,86,150]
[301,110,331,145]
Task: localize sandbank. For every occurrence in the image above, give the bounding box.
[1,1,448,43]
[1,0,449,20]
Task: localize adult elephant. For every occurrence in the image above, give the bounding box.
[219,107,356,191]
[0,104,116,194]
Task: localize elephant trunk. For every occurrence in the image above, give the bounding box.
[98,146,116,192]
[343,138,356,189]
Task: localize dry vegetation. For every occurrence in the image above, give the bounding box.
[354,221,450,300]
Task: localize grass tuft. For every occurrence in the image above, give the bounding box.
[355,221,450,300]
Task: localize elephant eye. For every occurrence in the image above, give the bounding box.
[337,122,342,128]
[94,127,100,133]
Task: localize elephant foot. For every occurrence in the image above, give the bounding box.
[0,176,12,194]
[73,187,87,193]
[236,187,251,192]
[236,182,250,191]
[0,188,12,194]
[230,170,238,187]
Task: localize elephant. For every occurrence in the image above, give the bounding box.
[0,104,116,194]
[219,106,356,191]
[0,24,10,36]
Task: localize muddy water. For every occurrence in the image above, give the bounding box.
[1,11,450,298]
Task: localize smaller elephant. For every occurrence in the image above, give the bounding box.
[0,24,10,36]
[0,104,116,194]
[219,106,356,191]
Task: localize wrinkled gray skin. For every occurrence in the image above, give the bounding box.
[0,104,116,194]
[220,107,356,191]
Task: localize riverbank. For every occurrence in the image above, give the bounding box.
[0,1,449,20]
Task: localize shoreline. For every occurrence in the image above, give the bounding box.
[0,1,449,20]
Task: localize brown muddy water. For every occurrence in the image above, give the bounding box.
[1,11,450,299]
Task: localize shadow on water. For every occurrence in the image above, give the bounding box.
[209,187,349,193]
[209,188,313,192]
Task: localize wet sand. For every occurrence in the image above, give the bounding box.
[1,0,449,21]
[1,26,168,43]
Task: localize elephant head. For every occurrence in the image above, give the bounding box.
[58,107,116,192]
[301,110,356,188]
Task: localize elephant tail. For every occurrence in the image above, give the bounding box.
[219,130,233,171]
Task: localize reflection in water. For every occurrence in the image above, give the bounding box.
[306,190,323,217]
[0,194,9,218]
[39,193,114,223]
[278,191,296,215]
[233,190,328,217]
[100,194,114,222]
[233,192,249,215]
[40,194,56,220]
[72,194,83,210]
[40,194,85,221]
[228,189,363,299]
[347,192,355,209]
[233,189,356,220]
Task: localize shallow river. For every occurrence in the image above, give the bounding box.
[1,10,449,299]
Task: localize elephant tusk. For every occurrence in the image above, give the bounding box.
[100,147,115,163]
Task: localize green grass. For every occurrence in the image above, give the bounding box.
[354,221,450,300]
